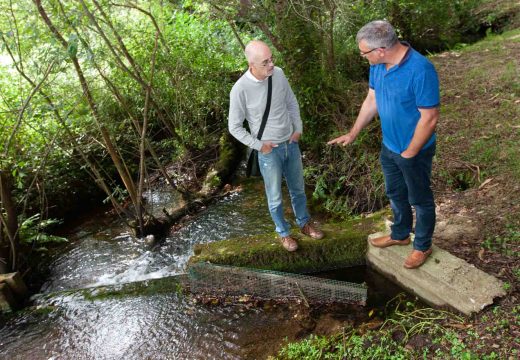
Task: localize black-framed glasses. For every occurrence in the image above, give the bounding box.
[360,47,385,56]
[259,56,274,67]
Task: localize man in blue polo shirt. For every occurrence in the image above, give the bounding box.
[328,20,440,269]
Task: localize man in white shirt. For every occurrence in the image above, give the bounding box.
[228,40,323,251]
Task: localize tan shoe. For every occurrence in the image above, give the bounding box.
[280,235,298,252]
[404,248,433,269]
[301,222,324,239]
[369,235,410,248]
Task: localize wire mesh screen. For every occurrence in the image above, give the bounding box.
[187,262,367,305]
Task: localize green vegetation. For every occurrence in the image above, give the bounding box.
[483,223,520,257]
[273,295,518,359]
[19,214,67,246]
[0,0,514,282]
[0,0,517,356]
[434,26,520,255]
[81,275,185,301]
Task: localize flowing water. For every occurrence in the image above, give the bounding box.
[0,181,401,359]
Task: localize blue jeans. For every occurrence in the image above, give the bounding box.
[258,141,310,237]
[380,143,436,251]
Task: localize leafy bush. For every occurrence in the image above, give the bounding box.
[19,214,68,246]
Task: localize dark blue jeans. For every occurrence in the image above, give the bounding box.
[380,143,436,251]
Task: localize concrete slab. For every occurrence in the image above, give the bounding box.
[366,232,506,315]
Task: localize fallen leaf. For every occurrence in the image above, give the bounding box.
[366,319,383,329]
[478,248,485,261]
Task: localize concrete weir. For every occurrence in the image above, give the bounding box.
[366,232,506,315]
[189,214,387,274]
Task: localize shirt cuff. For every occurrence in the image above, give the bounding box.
[252,140,263,151]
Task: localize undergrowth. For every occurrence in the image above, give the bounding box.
[272,294,512,360]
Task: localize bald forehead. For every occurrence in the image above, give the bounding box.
[245,40,272,63]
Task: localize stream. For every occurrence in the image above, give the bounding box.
[0,180,402,359]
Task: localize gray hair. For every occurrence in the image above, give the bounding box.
[356,20,398,49]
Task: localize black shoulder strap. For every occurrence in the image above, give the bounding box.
[256,75,272,140]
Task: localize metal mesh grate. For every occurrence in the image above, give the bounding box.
[187,262,367,305]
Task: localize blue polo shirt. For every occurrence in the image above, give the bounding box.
[369,45,440,154]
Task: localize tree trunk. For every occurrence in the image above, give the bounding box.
[0,170,19,272]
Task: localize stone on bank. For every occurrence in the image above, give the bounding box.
[188,214,387,273]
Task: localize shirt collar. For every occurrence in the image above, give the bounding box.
[246,69,267,82]
[397,42,412,66]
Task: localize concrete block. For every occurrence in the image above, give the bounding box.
[366,232,506,315]
[189,215,387,274]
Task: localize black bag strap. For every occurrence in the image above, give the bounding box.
[256,76,272,141]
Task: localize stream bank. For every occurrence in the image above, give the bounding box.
[0,178,407,359]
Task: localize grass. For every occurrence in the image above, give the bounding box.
[434,26,520,273]
[482,223,520,257]
[272,294,519,360]
[436,28,520,181]
[271,295,477,360]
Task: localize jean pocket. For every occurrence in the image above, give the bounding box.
[398,153,417,167]
[399,153,417,160]
[259,149,274,160]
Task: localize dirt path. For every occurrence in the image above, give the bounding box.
[429,29,519,355]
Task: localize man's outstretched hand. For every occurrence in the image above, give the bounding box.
[327,132,356,146]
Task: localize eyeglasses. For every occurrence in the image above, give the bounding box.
[258,56,274,67]
[360,47,385,56]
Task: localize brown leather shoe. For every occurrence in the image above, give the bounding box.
[301,222,324,239]
[369,235,410,248]
[280,235,298,252]
[404,248,433,269]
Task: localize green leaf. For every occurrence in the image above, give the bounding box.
[67,34,78,58]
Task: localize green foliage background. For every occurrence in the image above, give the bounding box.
[0,0,491,237]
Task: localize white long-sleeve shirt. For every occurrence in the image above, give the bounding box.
[228,66,303,151]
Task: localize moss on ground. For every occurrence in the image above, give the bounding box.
[81,276,186,302]
[33,275,187,303]
[188,212,387,273]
